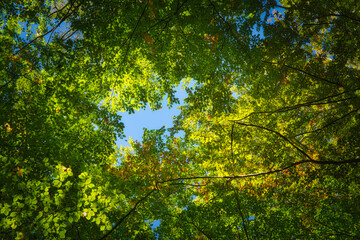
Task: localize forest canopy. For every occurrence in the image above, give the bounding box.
[1,0,360,239]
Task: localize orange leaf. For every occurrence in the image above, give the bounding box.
[143,33,154,45]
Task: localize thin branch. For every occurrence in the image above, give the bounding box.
[158,211,213,239]
[145,0,188,33]
[273,97,352,113]
[234,190,250,240]
[292,202,360,239]
[263,61,343,87]
[59,27,73,40]
[47,2,80,45]
[48,1,71,17]
[14,0,78,55]
[169,183,207,187]
[0,73,18,91]
[188,221,213,240]
[312,217,359,239]
[234,122,313,161]
[76,226,82,240]
[173,0,189,17]
[63,30,79,41]
[295,109,358,137]
[207,0,251,60]
[122,0,149,64]
[237,88,356,122]
[159,158,360,184]
[98,189,156,240]
[0,68,34,91]
[302,22,332,26]
[1,1,82,90]
[274,4,290,10]
[330,13,360,23]
[230,124,235,161]
[46,24,58,45]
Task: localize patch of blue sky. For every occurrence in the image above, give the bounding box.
[116,79,193,148]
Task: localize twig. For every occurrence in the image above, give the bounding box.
[48,1,71,17]
[15,0,78,55]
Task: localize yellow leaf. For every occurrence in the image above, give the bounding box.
[5,123,12,132]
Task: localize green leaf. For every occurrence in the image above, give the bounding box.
[59,230,66,239]
[53,180,62,188]
[1,0,359,239]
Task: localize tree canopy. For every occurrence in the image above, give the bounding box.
[1,0,360,239]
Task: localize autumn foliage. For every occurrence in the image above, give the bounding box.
[1,0,360,239]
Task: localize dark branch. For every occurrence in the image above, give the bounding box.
[263,61,343,87]
[207,0,251,59]
[282,63,343,87]
[235,121,314,161]
[63,30,79,41]
[15,0,78,55]
[331,13,360,23]
[48,1,71,17]
[159,158,360,184]
[237,90,354,121]
[98,189,156,240]
[188,221,213,240]
[122,0,149,64]
[234,190,250,240]
[295,109,358,137]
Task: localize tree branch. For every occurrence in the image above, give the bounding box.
[330,13,360,23]
[207,0,251,59]
[14,0,78,55]
[98,189,156,240]
[234,189,250,240]
[237,90,354,121]
[235,121,314,161]
[263,61,343,87]
[158,158,360,184]
[48,1,71,17]
[122,0,149,64]
[295,109,358,137]
[188,220,213,240]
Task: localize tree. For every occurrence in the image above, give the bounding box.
[1,0,359,239]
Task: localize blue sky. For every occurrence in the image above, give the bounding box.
[116,84,187,147]
[18,19,187,149]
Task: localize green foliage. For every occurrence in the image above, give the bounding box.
[1,0,359,239]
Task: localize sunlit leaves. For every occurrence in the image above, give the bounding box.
[1,0,360,239]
